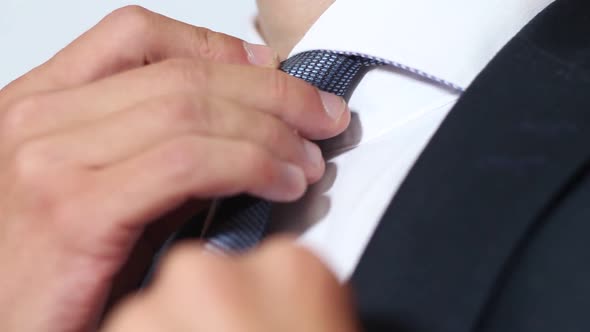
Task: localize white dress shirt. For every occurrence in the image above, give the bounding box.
[263,0,554,281]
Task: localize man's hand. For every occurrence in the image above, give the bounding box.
[102,239,362,332]
[0,6,350,332]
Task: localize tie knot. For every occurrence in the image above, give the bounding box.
[280,50,384,97]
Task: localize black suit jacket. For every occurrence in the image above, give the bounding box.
[352,1,590,331]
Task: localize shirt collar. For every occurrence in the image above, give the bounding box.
[289,0,554,90]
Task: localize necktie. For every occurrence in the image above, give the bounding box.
[203,51,387,252]
[203,51,461,252]
[139,51,391,286]
[141,49,464,286]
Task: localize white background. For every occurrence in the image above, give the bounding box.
[0,0,258,88]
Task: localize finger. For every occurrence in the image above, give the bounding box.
[105,243,255,332]
[0,5,278,106]
[100,294,170,332]
[39,94,324,181]
[84,136,307,233]
[149,243,256,331]
[17,59,349,141]
[246,238,361,332]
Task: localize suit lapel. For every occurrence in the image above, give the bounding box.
[352,1,590,331]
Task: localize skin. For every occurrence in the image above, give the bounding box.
[102,239,361,332]
[256,0,335,59]
[103,4,354,332]
[0,2,356,331]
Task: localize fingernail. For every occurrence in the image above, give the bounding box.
[243,42,279,67]
[303,140,324,170]
[319,91,347,120]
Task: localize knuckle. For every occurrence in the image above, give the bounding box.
[11,145,79,224]
[105,5,152,29]
[103,5,153,43]
[259,117,285,145]
[194,28,221,60]
[108,5,151,17]
[157,137,201,181]
[239,143,275,182]
[14,136,69,170]
[1,96,45,140]
[12,140,53,179]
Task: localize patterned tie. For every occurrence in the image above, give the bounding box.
[202,51,386,252]
[203,50,462,252]
[140,49,462,287]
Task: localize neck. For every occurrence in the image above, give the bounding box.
[256,0,335,59]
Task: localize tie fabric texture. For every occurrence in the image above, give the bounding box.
[139,51,388,286]
[141,48,465,285]
[203,51,386,252]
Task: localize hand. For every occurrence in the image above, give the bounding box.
[101,239,362,332]
[0,6,350,332]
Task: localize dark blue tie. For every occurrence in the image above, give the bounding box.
[141,50,461,287]
[203,48,464,252]
[203,51,387,252]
